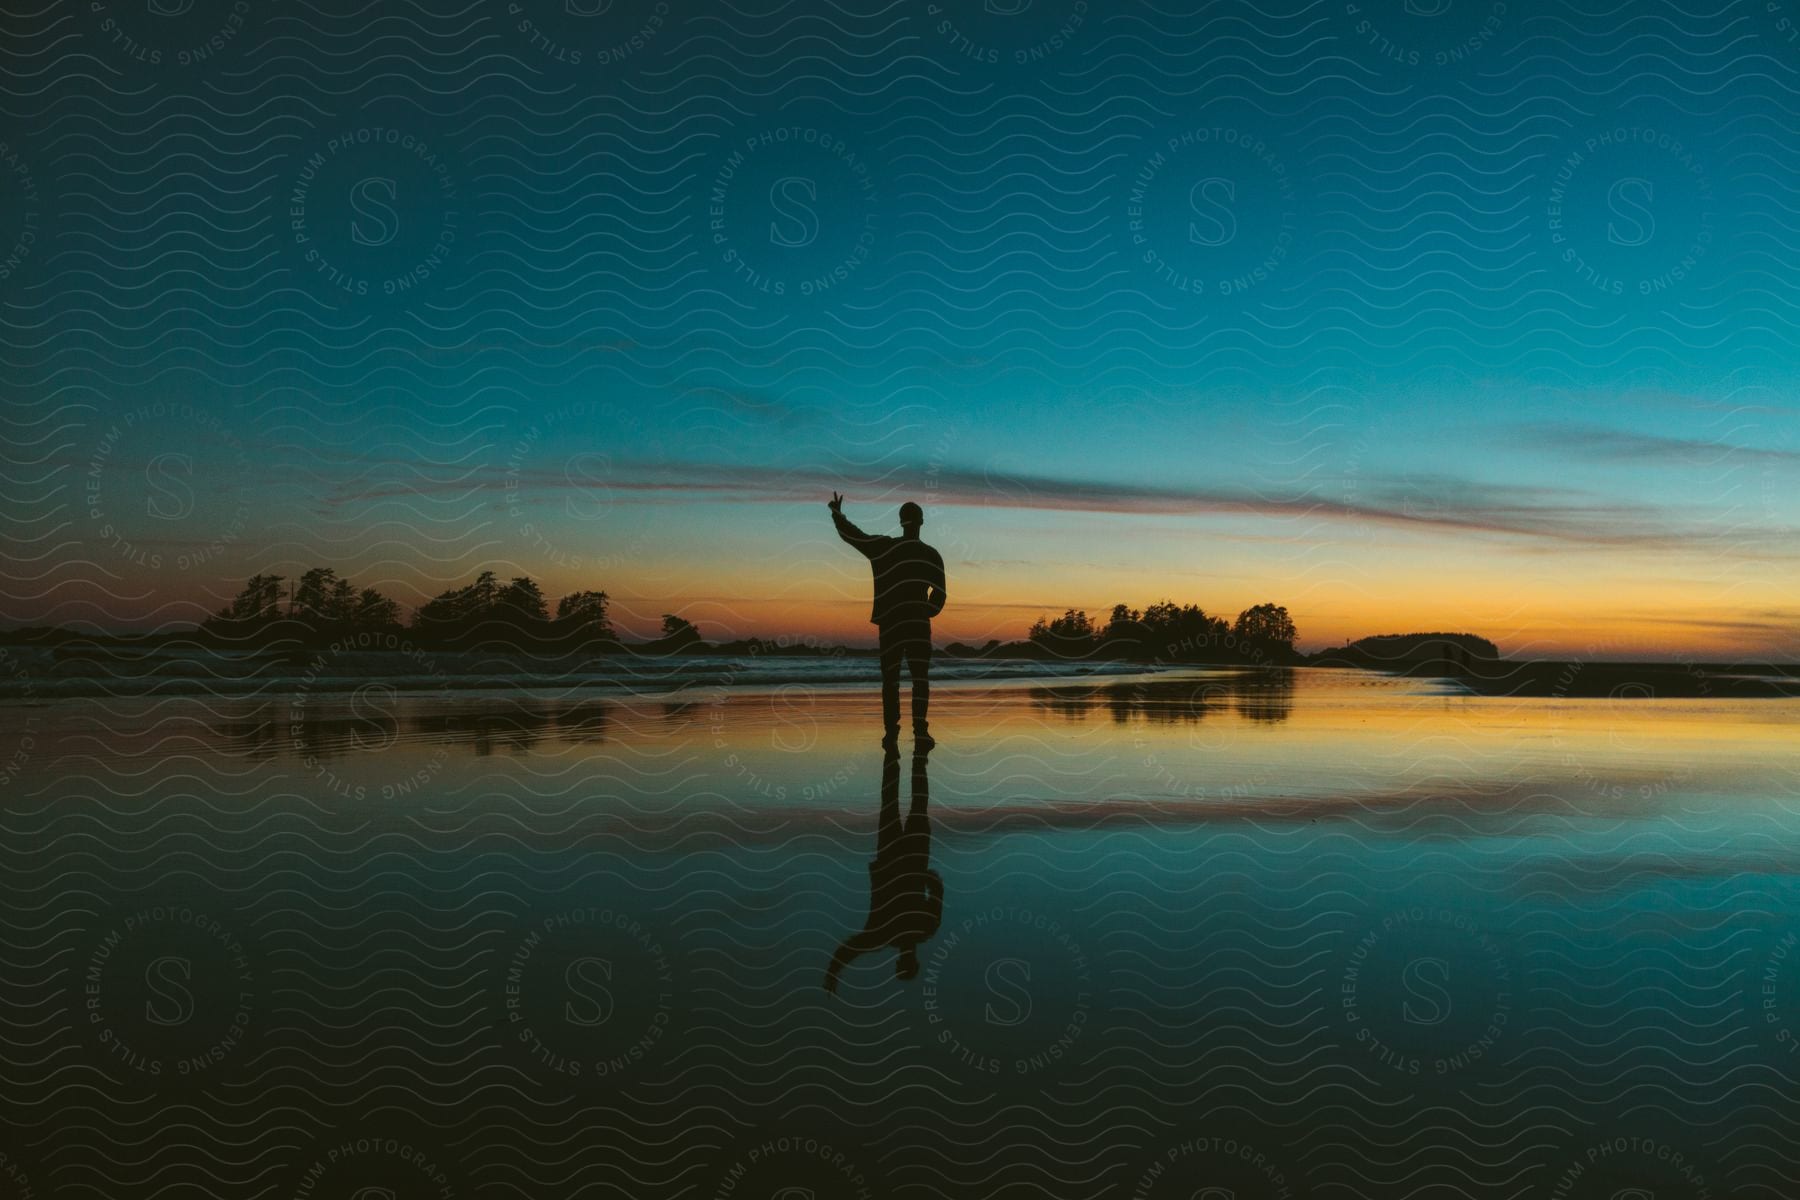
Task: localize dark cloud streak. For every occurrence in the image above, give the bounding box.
[326,457,1798,558]
[1508,422,1800,467]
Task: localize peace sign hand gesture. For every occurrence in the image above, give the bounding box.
[828,492,844,514]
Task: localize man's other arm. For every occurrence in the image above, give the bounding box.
[926,548,947,618]
[921,870,944,938]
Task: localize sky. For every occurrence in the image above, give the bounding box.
[3,0,1798,657]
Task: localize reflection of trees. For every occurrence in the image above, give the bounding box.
[410,708,545,756]
[212,711,287,759]
[213,698,613,760]
[1030,689,1097,722]
[1232,673,1296,723]
[1029,669,1295,726]
[215,703,400,759]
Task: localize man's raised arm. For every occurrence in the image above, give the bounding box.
[823,929,883,993]
[828,492,881,558]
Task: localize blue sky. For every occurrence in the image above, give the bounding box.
[4,0,1797,655]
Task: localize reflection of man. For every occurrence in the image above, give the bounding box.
[828,493,946,749]
[823,745,942,992]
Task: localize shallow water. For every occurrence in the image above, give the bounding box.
[3,666,1798,1197]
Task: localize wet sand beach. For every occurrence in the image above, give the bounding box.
[3,665,1798,1197]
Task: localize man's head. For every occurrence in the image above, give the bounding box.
[899,501,924,534]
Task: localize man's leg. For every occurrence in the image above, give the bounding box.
[908,747,930,850]
[907,634,931,737]
[876,745,902,854]
[877,625,902,739]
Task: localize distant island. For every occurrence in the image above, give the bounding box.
[1311,631,1500,672]
[0,567,1793,699]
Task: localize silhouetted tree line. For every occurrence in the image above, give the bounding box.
[1021,600,1300,664]
[204,567,703,652]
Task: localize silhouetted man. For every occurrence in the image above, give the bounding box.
[828,493,946,748]
[824,744,941,992]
